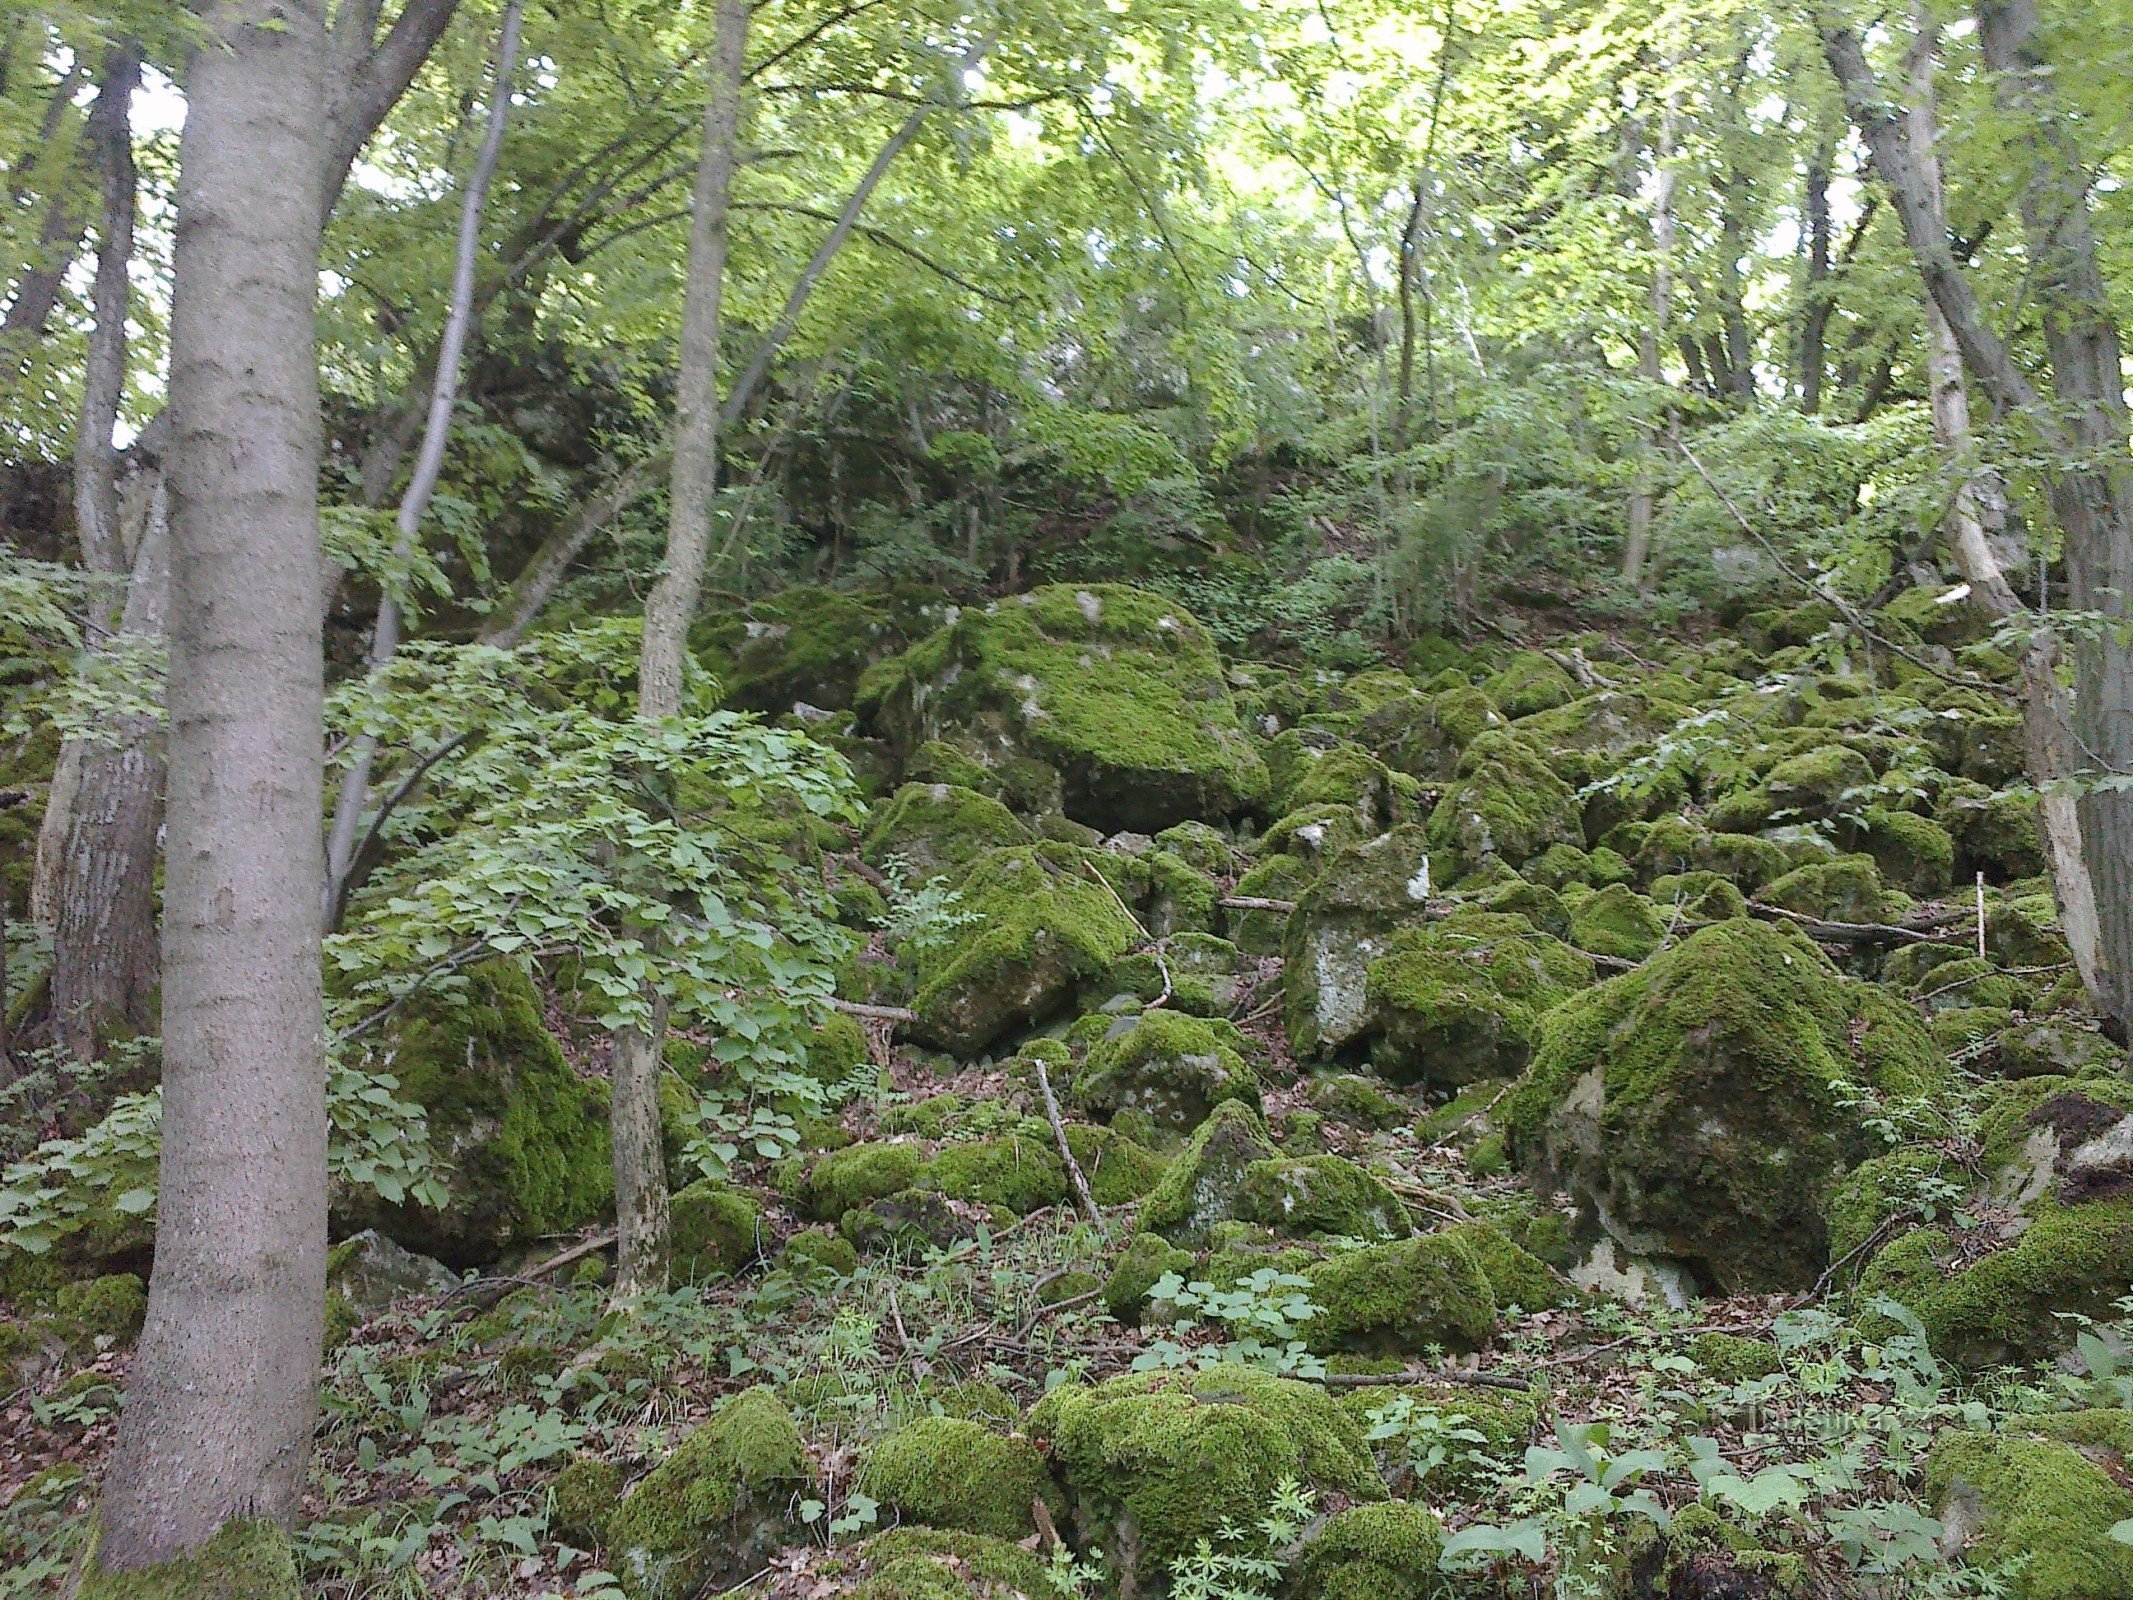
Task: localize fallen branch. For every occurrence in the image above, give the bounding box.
[1317,1367,1533,1393]
[1749,901,1967,947]
[449,1228,617,1313]
[1220,895,1296,913]
[1035,1056,1106,1233]
[827,997,917,1023]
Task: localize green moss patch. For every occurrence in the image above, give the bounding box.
[857,1416,1058,1539]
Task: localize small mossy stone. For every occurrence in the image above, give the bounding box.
[1929,1427,2133,1600]
[1481,651,1578,718]
[1104,1232,1197,1324]
[805,1142,929,1221]
[1136,1100,1281,1247]
[1423,730,1582,879]
[1294,1501,1444,1600]
[1070,1008,1260,1134]
[670,1181,764,1283]
[1758,853,1890,925]
[55,1273,145,1348]
[857,1416,1058,1539]
[77,1519,302,1600]
[779,1229,859,1279]
[1283,825,1438,1059]
[1308,1073,1407,1130]
[608,1387,809,1599]
[549,1452,625,1548]
[1303,1233,1498,1356]
[1027,1364,1384,1595]
[1762,744,1873,821]
[1567,883,1667,962]
[1689,1332,1784,1382]
[1233,1155,1407,1240]
[1062,1122,1167,1206]
[848,1528,1051,1600]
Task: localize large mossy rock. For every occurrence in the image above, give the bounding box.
[608,1387,810,1599]
[1027,1365,1384,1596]
[1847,1078,2133,1367]
[856,1415,1060,1540]
[352,960,611,1267]
[844,1529,1051,1599]
[1283,824,1435,1061]
[1422,730,1582,879]
[857,584,1269,833]
[1929,1426,2133,1600]
[1070,1008,1260,1133]
[1232,1154,1407,1240]
[907,844,1140,1054]
[1503,919,1945,1294]
[1363,909,1594,1087]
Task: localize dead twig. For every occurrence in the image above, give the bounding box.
[1035,1056,1106,1233]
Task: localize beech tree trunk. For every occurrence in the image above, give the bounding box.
[613,0,750,1300]
[91,0,331,1575]
[1622,94,1677,588]
[1798,139,1833,413]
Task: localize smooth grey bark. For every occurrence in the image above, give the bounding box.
[92,0,331,1571]
[1798,138,1834,413]
[324,0,525,932]
[613,0,750,1300]
[0,61,90,346]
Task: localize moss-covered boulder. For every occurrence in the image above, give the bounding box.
[669,1181,763,1283]
[1364,910,1595,1087]
[907,845,1140,1054]
[1757,853,1891,924]
[845,1528,1051,1599]
[863,783,1031,884]
[1225,852,1314,955]
[54,1272,146,1348]
[1232,1155,1408,1241]
[1283,825,1436,1060]
[1302,1232,1498,1355]
[547,1451,626,1548]
[1635,817,1790,893]
[1422,730,1582,878]
[351,960,610,1267]
[857,1416,1059,1540]
[1445,1220,1579,1312]
[803,1142,929,1221]
[1070,1008,1259,1133]
[1136,1100,1281,1247]
[857,584,1269,833]
[920,1132,1066,1215]
[1504,919,1945,1294]
[608,1387,810,1598]
[1853,1079,2133,1366]
[1027,1365,1384,1595]
[1061,1122,1167,1206]
[1566,883,1667,962]
[1481,651,1578,718]
[1293,1501,1443,1600]
[1929,1427,2133,1600]
[691,586,919,714]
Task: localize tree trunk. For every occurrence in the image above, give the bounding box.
[51,470,169,1065]
[1974,0,2133,1033]
[1622,96,1677,588]
[613,0,750,1300]
[90,0,330,1576]
[1799,138,1833,414]
[324,0,526,931]
[73,44,141,600]
[1823,7,2133,1032]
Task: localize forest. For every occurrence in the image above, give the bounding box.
[2,0,2132,1595]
